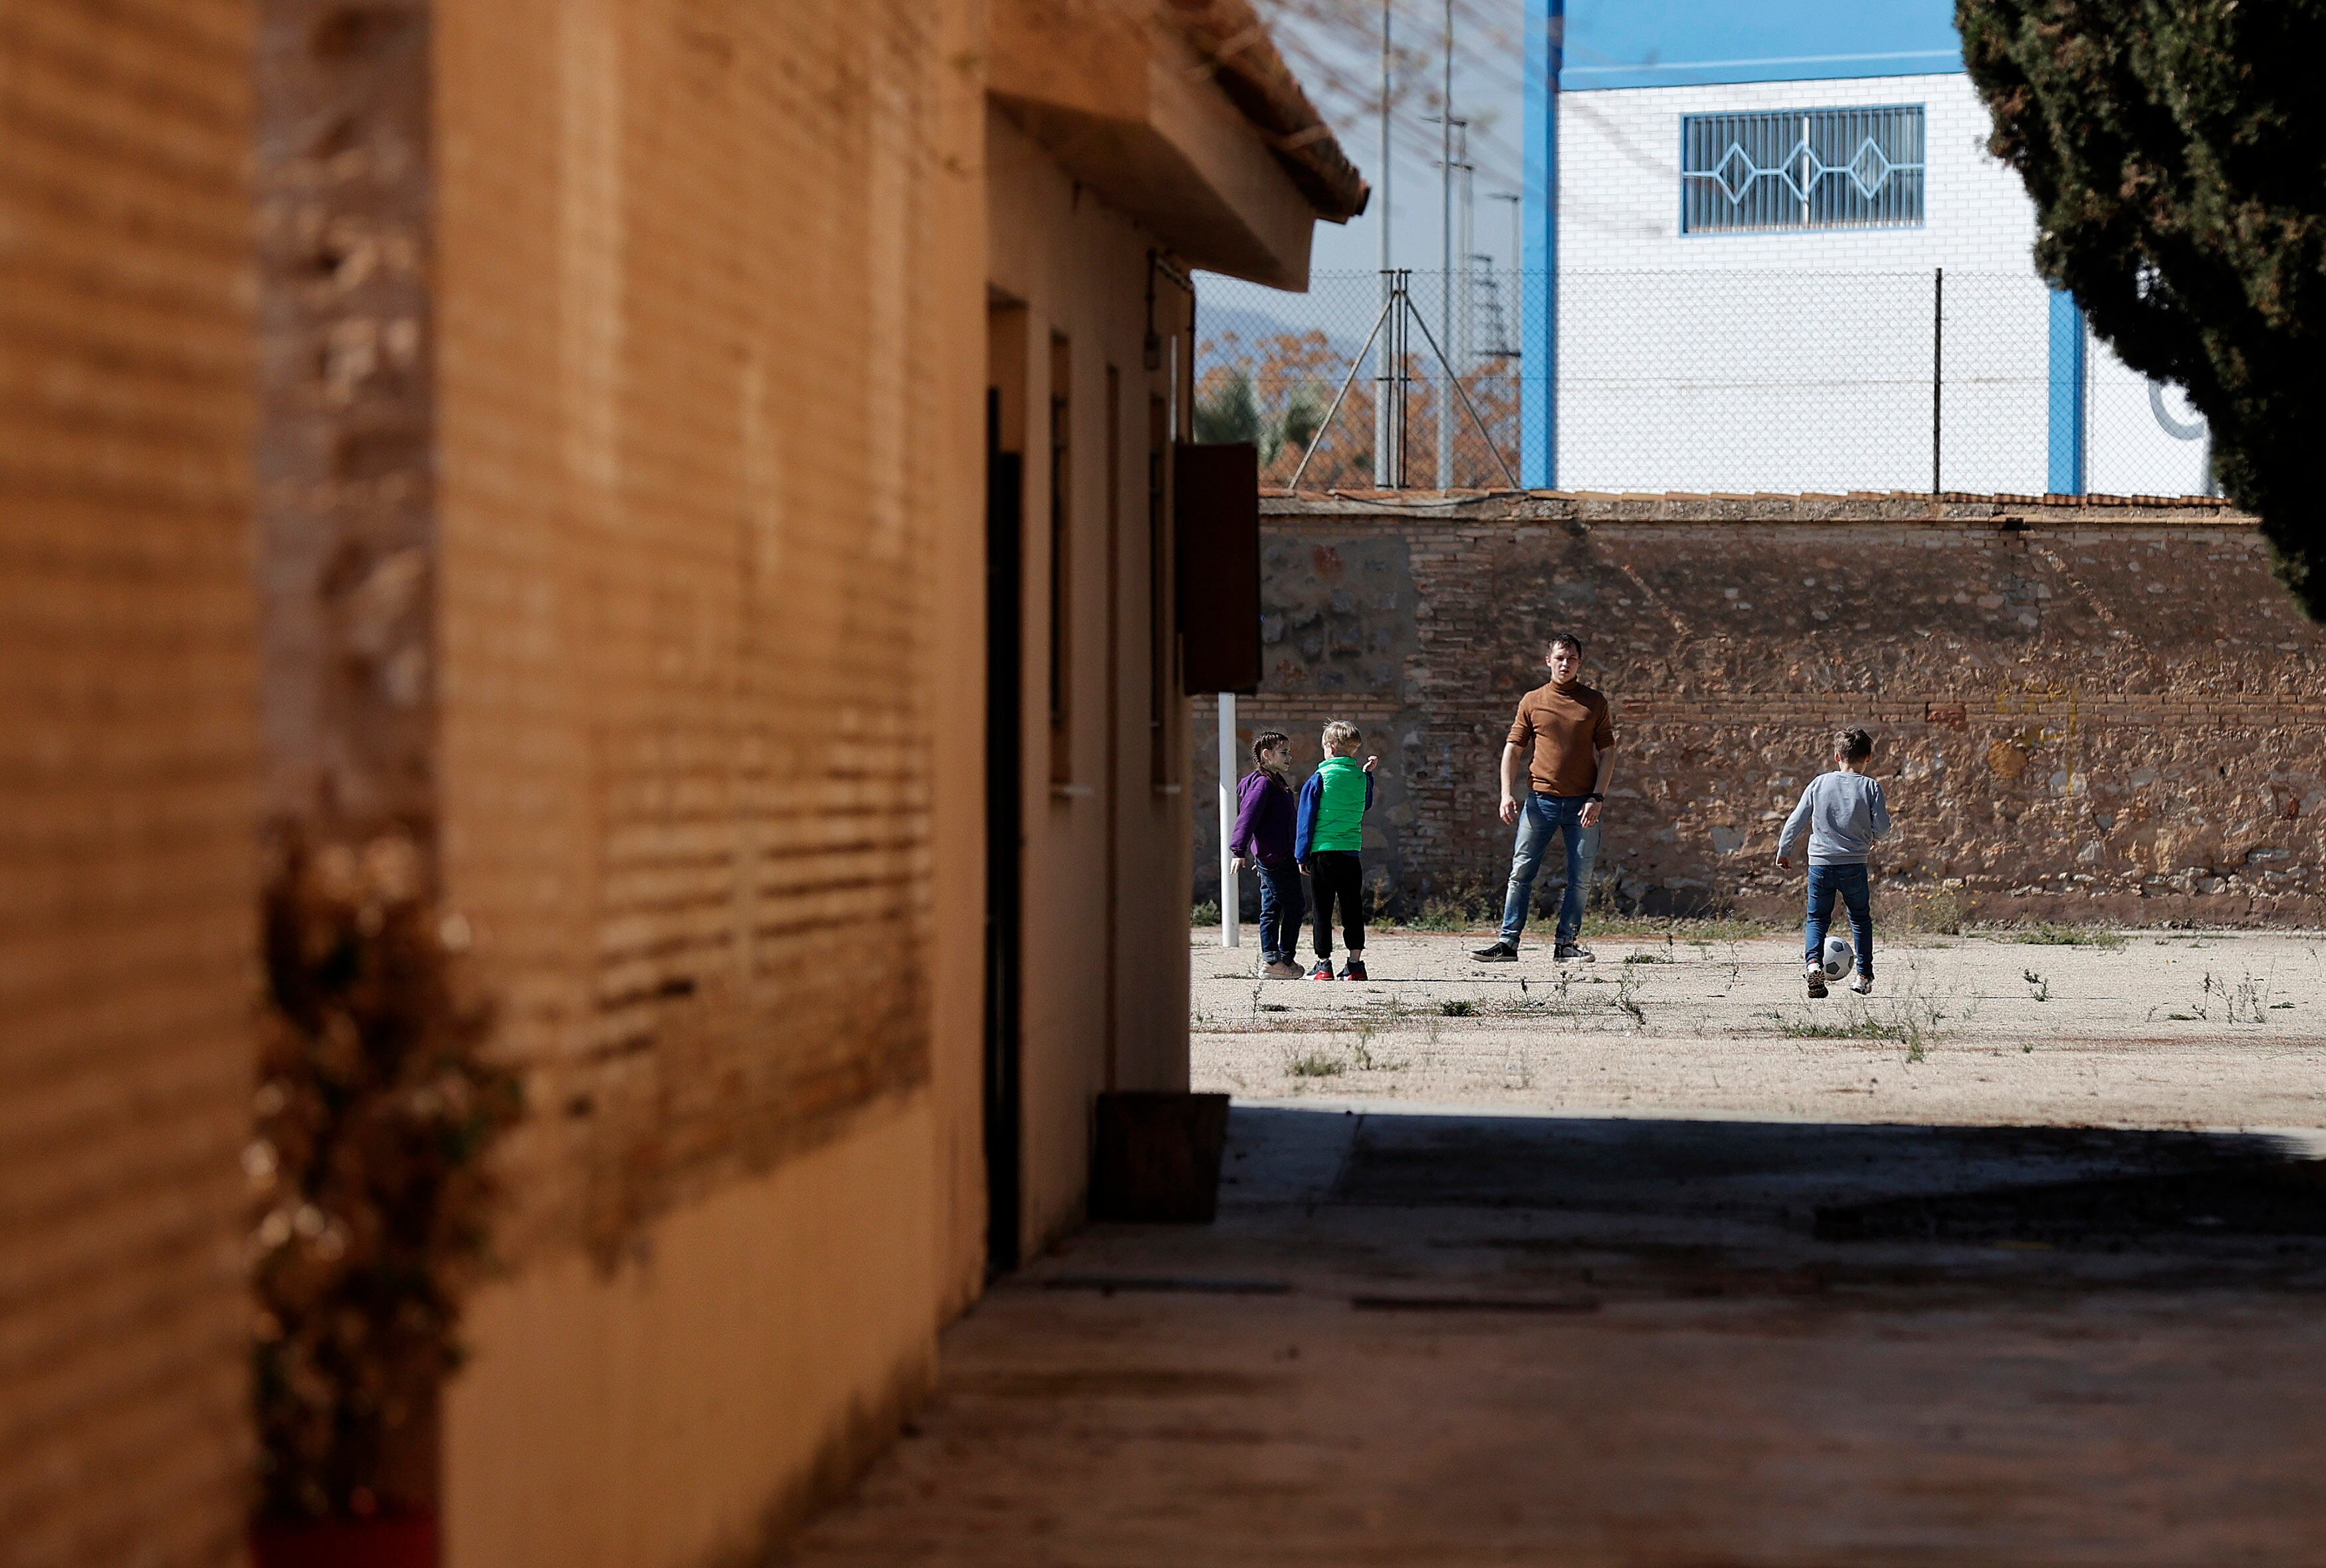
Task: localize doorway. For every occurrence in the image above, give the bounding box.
[983,380,1024,1274]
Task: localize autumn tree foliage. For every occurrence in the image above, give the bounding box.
[1957,0,2326,613]
[1196,327,1519,491]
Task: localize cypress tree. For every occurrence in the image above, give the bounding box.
[1956,0,2326,613]
[1194,367,1264,449]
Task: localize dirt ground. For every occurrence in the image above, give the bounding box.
[1193,926,2326,1132]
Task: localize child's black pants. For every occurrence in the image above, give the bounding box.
[1307,851,1364,959]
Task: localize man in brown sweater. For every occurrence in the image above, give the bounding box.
[1473,633,1616,964]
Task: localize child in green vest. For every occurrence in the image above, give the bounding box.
[1295,720,1379,981]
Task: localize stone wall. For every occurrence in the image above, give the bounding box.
[1197,494,2326,927]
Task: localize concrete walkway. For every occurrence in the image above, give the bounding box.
[785,1104,2326,1566]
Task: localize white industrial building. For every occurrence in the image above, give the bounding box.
[1522,1,2214,497]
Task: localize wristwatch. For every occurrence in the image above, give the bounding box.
[1586,793,1606,803]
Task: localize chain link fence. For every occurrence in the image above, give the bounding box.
[1194,269,2220,499]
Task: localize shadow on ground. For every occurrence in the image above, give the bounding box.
[785,1106,2326,1566]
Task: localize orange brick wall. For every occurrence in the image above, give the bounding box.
[0,2,257,1563]
[427,5,992,1557]
[432,0,979,1266]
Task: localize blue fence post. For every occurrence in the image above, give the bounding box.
[2046,286,2086,495]
[1521,0,1561,490]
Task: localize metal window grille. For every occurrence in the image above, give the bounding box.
[1681,106,1925,234]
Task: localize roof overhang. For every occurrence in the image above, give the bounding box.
[989,0,1368,290]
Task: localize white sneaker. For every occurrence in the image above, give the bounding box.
[1849,974,1874,995]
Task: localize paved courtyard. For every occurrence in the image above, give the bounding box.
[788,1102,2326,1566]
[782,926,2326,1565]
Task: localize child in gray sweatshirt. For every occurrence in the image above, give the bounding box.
[1776,727,1891,997]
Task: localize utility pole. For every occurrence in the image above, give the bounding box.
[1493,189,1521,371]
[1426,107,1469,485]
[1436,0,1453,490]
[1374,0,1395,488]
[1453,120,1474,403]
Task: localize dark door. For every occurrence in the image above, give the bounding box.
[984,388,1024,1274]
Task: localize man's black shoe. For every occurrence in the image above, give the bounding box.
[1471,941,1519,962]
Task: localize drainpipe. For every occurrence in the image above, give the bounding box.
[1217,693,1239,947]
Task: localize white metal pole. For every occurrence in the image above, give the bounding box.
[1437,1,1453,490]
[1455,122,1473,387]
[1497,191,1522,360]
[1375,0,1394,489]
[1217,691,1239,947]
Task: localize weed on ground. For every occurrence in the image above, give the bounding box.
[1766,957,1959,1062]
[1402,900,1485,933]
[1782,1017,1909,1041]
[1579,912,1778,942]
[2008,923,2129,949]
[2147,967,2284,1025]
[1883,883,1972,937]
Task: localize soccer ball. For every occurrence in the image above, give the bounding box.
[1820,934,1855,980]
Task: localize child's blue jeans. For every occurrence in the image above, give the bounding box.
[1255,861,1303,965]
[1805,862,1874,977]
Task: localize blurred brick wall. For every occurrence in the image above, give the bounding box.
[431,0,964,1264]
[1199,495,2326,926]
[0,3,257,1563]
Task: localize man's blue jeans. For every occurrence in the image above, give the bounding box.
[1499,793,1600,947]
[1805,862,1874,977]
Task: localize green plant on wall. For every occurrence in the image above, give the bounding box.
[1194,367,1263,448]
[249,837,523,1524]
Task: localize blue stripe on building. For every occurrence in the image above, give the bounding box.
[1558,0,1963,92]
[1521,0,1560,488]
[2047,288,2087,494]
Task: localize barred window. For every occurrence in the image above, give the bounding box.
[1681,106,1925,234]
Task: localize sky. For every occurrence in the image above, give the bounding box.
[1234,1,1532,286]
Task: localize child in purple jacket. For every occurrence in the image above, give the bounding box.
[1229,730,1304,977]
